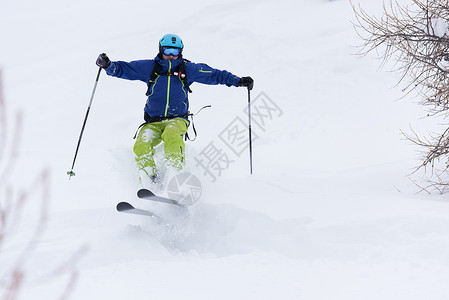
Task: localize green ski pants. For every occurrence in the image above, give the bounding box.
[133,117,189,177]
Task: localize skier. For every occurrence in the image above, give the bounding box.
[96,33,254,183]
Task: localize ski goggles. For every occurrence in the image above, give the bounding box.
[162,47,182,56]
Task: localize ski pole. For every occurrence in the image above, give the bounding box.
[67,67,102,179]
[247,87,253,175]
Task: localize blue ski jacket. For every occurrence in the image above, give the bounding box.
[105,55,241,119]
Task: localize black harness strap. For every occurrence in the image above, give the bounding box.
[177,58,192,93]
[145,58,192,96]
[145,62,162,96]
[133,112,187,139]
[133,106,211,140]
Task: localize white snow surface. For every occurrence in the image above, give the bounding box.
[1,0,449,299]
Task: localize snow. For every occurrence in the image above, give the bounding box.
[1,0,449,299]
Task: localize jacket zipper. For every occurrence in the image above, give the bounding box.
[164,60,172,117]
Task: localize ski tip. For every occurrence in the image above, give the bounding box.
[116,202,134,212]
[137,188,156,198]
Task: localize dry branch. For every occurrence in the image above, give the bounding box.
[353,0,449,192]
[0,69,83,300]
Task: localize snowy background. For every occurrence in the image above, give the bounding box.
[1,0,449,299]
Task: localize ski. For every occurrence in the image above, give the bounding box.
[137,188,184,207]
[116,201,161,219]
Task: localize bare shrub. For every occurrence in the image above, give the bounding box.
[0,69,84,300]
[352,0,449,192]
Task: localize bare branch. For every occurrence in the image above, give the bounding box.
[0,69,84,300]
[353,0,449,192]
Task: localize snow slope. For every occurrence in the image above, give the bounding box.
[1,0,449,299]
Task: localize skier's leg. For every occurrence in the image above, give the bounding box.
[161,118,189,169]
[133,122,163,178]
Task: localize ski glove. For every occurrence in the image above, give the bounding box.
[238,76,254,90]
[96,53,111,69]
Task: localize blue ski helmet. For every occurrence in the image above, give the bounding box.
[159,34,184,55]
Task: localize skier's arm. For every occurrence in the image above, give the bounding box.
[186,62,241,87]
[96,53,152,82]
[105,60,153,83]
